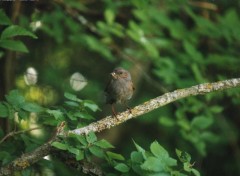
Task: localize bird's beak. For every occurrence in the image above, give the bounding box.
[111,72,117,79]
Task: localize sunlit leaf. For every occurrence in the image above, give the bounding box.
[192,168,201,176]
[150,141,168,158]
[141,157,164,172]
[1,25,37,39]
[104,9,115,24]
[107,151,125,161]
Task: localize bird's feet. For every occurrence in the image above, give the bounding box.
[127,106,132,114]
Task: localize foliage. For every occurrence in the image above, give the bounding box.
[0,90,100,173]
[0,9,37,54]
[0,90,200,175]
[112,141,200,176]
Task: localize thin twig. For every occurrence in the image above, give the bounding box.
[0,127,42,144]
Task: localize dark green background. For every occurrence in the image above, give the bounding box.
[0,0,240,175]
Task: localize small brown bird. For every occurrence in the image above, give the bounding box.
[105,67,134,116]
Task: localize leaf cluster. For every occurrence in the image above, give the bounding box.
[0,9,37,55]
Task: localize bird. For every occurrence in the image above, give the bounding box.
[105,67,134,117]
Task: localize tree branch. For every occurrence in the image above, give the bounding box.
[68,78,240,135]
[1,78,240,175]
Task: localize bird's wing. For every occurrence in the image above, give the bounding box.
[104,76,112,93]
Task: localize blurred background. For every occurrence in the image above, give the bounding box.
[0,0,240,175]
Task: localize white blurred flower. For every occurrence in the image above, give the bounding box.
[24,67,38,85]
[70,72,87,91]
[30,20,42,31]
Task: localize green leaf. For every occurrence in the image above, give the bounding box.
[209,106,223,113]
[183,40,203,61]
[191,116,213,130]
[83,35,114,61]
[177,118,191,131]
[76,135,88,146]
[76,150,84,161]
[0,40,29,52]
[192,168,201,176]
[89,145,104,158]
[133,140,146,158]
[150,141,168,158]
[176,149,191,163]
[171,171,188,176]
[159,116,175,127]
[51,142,68,150]
[5,90,25,107]
[66,112,77,120]
[165,157,177,167]
[86,131,97,143]
[0,103,9,117]
[46,109,64,120]
[68,147,79,155]
[21,102,44,112]
[114,163,130,173]
[0,9,12,25]
[200,132,219,143]
[105,9,115,24]
[83,100,100,112]
[183,162,192,172]
[141,157,164,172]
[106,151,125,161]
[1,25,37,39]
[94,139,114,149]
[191,63,205,83]
[131,151,144,163]
[68,147,84,161]
[74,112,94,120]
[64,92,82,102]
[64,101,79,107]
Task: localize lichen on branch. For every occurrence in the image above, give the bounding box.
[68,78,240,135]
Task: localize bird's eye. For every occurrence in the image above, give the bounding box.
[119,71,123,74]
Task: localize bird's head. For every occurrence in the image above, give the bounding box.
[111,67,131,80]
